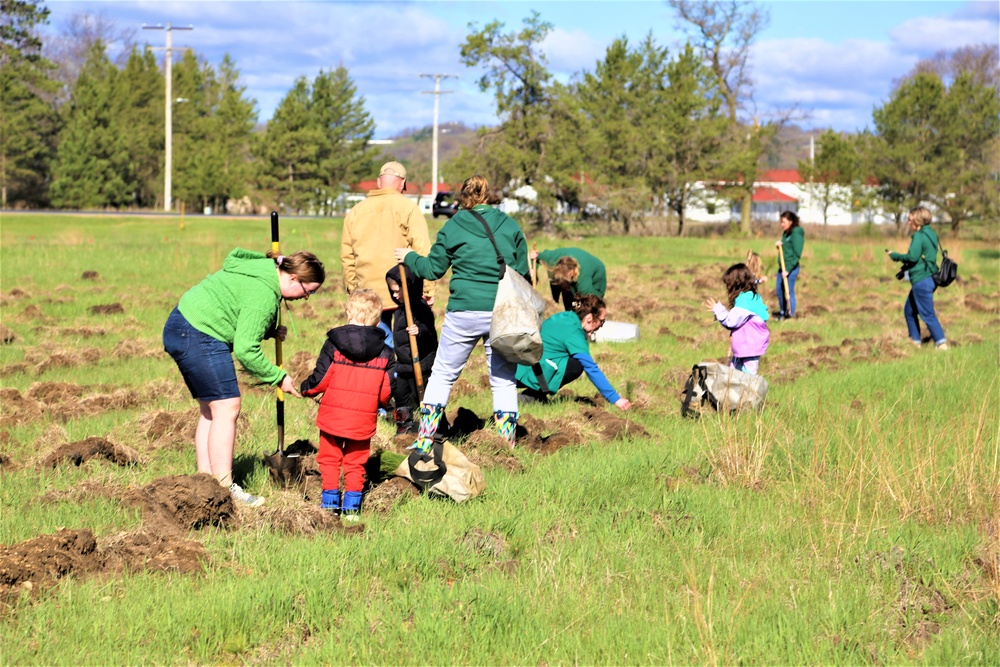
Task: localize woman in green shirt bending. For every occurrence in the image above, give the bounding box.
[163,249,325,507]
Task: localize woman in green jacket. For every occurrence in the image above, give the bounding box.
[515,294,631,411]
[529,247,607,310]
[887,206,947,349]
[774,210,805,319]
[162,249,325,506]
[394,175,529,450]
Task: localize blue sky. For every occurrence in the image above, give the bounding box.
[42,1,999,138]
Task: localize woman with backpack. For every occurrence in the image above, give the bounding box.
[887,206,948,350]
[394,175,530,450]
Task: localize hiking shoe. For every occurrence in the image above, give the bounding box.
[936,343,949,351]
[229,483,265,508]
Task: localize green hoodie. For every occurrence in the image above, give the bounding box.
[780,226,805,271]
[889,226,939,285]
[177,248,285,385]
[404,205,529,312]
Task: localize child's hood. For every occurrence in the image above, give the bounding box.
[735,291,769,321]
[327,324,388,363]
[385,264,423,307]
[222,248,278,289]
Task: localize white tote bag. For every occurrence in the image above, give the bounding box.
[469,211,545,365]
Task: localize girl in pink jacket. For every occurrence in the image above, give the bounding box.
[704,263,770,375]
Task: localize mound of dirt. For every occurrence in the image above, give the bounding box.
[19,304,46,320]
[0,325,15,344]
[284,350,316,383]
[448,377,479,399]
[112,339,161,359]
[0,388,43,427]
[25,381,88,403]
[89,303,124,315]
[124,473,235,532]
[0,362,29,378]
[365,477,419,515]
[42,437,142,468]
[81,271,99,280]
[0,529,100,601]
[0,527,207,603]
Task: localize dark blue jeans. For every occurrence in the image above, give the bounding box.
[162,308,240,401]
[904,276,946,345]
[775,265,800,317]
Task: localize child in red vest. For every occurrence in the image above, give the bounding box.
[301,289,394,522]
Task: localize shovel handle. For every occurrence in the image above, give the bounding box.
[398,263,424,392]
[271,211,285,453]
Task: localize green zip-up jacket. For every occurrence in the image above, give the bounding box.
[177,248,285,386]
[780,226,805,271]
[537,247,607,298]
[890,226,939,285]
[403,205,529,312]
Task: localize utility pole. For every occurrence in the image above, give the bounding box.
[144,23,193,212]
[419,73,456,204]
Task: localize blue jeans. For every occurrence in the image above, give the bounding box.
[162,308,240,401]
[775,265,800,317]
[904,276,946,345]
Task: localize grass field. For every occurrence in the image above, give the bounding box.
[0,212,997,664]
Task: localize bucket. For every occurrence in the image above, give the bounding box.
[593,320,639,343]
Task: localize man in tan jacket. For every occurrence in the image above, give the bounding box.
[341,161,435,340]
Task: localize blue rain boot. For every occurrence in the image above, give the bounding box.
[321,489,340,514]
[341,490,363,524]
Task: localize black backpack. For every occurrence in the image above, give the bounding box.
[921,228,958,288]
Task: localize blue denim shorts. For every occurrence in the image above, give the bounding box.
[162,307,240,401]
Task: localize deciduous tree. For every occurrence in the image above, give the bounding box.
[797,129,857,225]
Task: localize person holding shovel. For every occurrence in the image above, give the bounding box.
[385,264,438,433]
[393,174,530,450]
[515,294,631,411]
[529,247,607,310]
[162,249,325,507]
[774,210,804,319]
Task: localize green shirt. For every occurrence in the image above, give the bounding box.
[780,226,805,271]
[890,226,939,284]
[515,311,590,391]
[404,205,529,312]
[177,248,285,386]
[537,247,607,298]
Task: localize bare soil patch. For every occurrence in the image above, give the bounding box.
[89,303,124,315]
[0,325,15,344]
[240,504,363,536]
[81,271,100,280]
[41,437,142,468]
[284,350,317,384]
[134,409,198,449]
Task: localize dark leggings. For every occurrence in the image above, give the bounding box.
[519,356,584,399]
[550,284,575,311]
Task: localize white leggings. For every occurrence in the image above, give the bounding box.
[422,311,518,413]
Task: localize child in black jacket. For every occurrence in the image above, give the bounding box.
[385,265,438,432]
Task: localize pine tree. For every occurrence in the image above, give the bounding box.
[117,46,163,208]
[205,54,257,212]
[0,0,60,207]
[50,40,130,208]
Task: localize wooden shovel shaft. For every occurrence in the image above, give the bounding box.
[271,211,285,454]
[777,244,791,317]
[398,263,423,390]
[530,242,537,288]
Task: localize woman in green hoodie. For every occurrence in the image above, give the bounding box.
[163,249,325,506]
[394,175,529,450]
[887,206,947,350]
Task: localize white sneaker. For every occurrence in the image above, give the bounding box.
[936,343,949,351]
[229,483,265,508]
[341,511,361,524]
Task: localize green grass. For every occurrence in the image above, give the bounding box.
[1,213,997,664]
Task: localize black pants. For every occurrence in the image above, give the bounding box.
[518,357,584,399]
[393,371,422,410]
[550,284,574,311]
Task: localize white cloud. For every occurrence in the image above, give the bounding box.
[541,26,607,78]
[889,15,1000,55]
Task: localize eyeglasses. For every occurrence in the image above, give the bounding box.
[298,280,317,299]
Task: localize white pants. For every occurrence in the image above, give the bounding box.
[423,311,518,413]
